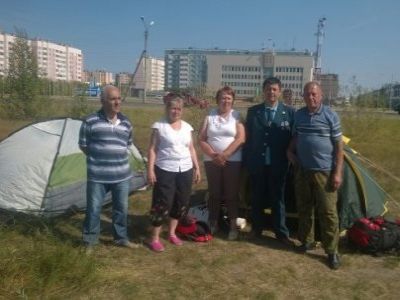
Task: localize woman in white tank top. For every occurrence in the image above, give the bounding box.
[198,86,245,240]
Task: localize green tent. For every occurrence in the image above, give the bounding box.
[0,118,147,216]
[279,144,389,231]
[238,144,389,231]
[337,145,388,229]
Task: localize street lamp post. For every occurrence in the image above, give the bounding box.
[140,16,154,103]
[267,38,275,54]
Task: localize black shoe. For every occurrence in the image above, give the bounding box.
[295,242,317,253]
[249,230,263,239]
[328,253,341,270]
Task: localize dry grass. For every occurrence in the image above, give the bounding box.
[6,190,397,299]
[0,119,31,140]
[23,190,399,299]
[0,106,400,299]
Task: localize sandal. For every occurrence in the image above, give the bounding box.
[168,235,183,246]
[148,240,165,252]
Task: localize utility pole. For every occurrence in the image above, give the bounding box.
[313,17,326,82]
[140,16,154,103]
[389,76,393,110]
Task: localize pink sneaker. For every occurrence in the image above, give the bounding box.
[148,240,165,252]
[168,235,183,246]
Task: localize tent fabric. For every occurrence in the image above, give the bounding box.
[237,144,388,231]
[0,118,147,216]
[338,145,388,229]
[282,144,388,230]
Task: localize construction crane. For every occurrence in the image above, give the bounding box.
[122,17,154,102]
[313,17,326,81]
[122,50,145,102]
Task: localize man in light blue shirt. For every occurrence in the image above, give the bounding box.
[287,81,344,270]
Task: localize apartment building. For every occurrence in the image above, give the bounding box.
[0,31,83,81]
[133,56,165,92]
[115,72,132,85]
[165,49,208,89]
[83,70,114,85]
[165,48,314,98]
[319,73,339,104]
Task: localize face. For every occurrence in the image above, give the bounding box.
[264,83,281,105]
[283,91,293,105]
[102,88,121,116]
[303,84,322,113]
[217,92,234,113]
[167,100,183,122]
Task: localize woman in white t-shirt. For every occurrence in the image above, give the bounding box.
[147,93,201,252]
[198,86,245,240]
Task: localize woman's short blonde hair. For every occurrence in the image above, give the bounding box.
[163,92,183,108]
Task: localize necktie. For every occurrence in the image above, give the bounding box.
[266,108,272,122]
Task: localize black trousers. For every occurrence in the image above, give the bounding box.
[150,166,193,226]
[250,166,290,239]
[204,161,241,223]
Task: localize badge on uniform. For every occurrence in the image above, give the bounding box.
[281,120,290,130]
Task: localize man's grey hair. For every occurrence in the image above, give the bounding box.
[100,85,119,101]
[303,81,322,92]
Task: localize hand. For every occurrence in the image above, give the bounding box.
[331,172,342,191]
[147,169,157,186]
[287,152,299,167]
[212,153,226,167]
[193,168,201,184]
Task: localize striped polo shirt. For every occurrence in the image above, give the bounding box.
[293,104,342,171]
[79,110,133,183]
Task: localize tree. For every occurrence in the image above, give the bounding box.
[5,29,40,118]
[69,83,92,118]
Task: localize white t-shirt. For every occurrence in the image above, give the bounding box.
[203,108,242,162]
[152,119,194,172]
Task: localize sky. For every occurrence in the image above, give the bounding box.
[1,0,399,92]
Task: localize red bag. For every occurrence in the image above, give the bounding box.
[348,217,400,254]
[347,218,380,247]
[176,215,213,242]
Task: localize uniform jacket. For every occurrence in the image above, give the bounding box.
[244,102,294,174]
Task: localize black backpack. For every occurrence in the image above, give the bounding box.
[347,216,400,255]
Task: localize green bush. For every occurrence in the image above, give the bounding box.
[69,94,92,118]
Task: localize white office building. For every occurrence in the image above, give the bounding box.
[165,48,314,99]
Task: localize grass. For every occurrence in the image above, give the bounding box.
[340,111,400,208]
[0,214,98,298]
[0,119,30,140]
[0,104,400,299]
